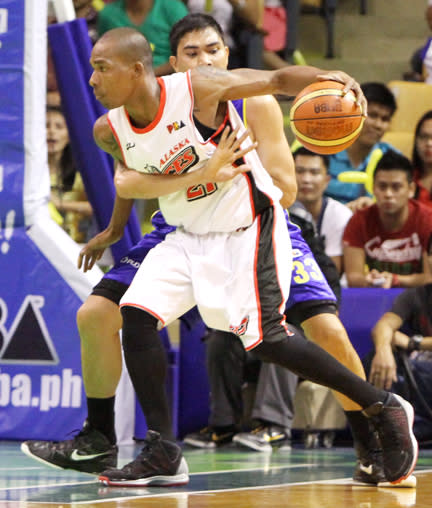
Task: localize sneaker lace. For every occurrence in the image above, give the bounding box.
[199,426,213,436]
[122,435,165,474]
[251,425,267,435]
[373,400,401,441]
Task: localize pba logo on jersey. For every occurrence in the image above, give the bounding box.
[163,146,199,175]
[229,316,249,337]
[167,120,186,133]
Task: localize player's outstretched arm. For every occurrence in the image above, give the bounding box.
[191,66,367,116]
[114,127,257,199]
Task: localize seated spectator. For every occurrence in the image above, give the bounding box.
[183,328,297,452]
[325,82,397,211]
[284,147,354,448]
[97,0,189,76]
[405,1,432,83]
[261,0,290,70]
[47,104,93,243]
[412,110,432,207]
[293,146,352,276]
[364,283,432,444]
[185,0,264,68]
[343,150,432,289]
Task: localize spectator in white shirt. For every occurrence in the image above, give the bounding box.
[293,146,353,275]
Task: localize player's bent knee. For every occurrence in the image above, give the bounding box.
[76,295,117,333]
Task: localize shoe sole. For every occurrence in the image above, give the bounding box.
[388,394,419,485]
[98,473,189,487]
[353,473,417,488]
[233,436,272,453]
[378,474,417,489]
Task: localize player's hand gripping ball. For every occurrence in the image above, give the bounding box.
[289,80,364,154]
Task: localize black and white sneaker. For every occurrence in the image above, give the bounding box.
[98,430,189,487]
[21,422,118,474]
[363,393,418,485]
[183,426,235,449]
[233,425,291,452]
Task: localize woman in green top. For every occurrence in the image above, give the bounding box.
[98,0,188,75]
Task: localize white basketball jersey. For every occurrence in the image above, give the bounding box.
[108,71,282,234]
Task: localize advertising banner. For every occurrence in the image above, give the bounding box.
[0,0,102,440]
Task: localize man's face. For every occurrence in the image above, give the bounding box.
[415,118,432,167]
[89,39,137,110]
[373,169,415,215]
[294,154,330,205]
[356,102,393,147]
[169,27,229,72]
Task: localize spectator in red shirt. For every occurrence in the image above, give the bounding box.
[412,110,432,208]
[343,150,432,289]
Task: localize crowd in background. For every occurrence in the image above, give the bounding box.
[45,0,432,448]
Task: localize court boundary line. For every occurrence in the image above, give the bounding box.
[0,461,317,492]
[0,480,96,492]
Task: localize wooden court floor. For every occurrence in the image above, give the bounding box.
[1,440,432,507]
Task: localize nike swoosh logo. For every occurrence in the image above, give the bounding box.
[268,433,285,442]
[359,463,373,475]
[70,449,109,461]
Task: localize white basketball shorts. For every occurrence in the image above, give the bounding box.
[120,206,292,350]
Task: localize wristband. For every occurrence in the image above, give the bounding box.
[391,273,400,287]
[407,334,423,354]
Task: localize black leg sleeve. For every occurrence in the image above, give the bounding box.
[121,306,174,441]
[253,326,388,410]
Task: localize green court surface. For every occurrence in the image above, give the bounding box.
[1,441,432,505]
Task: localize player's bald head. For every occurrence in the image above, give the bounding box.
[96,27,153,69]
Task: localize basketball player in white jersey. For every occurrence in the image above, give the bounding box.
[73,26,416,488]
[21,24,417,488]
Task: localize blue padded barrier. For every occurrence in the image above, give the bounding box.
[177,319,210,438]
[48,20,142,261]
[338,287,404,359]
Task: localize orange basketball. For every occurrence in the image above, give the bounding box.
[289,80,364,155]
